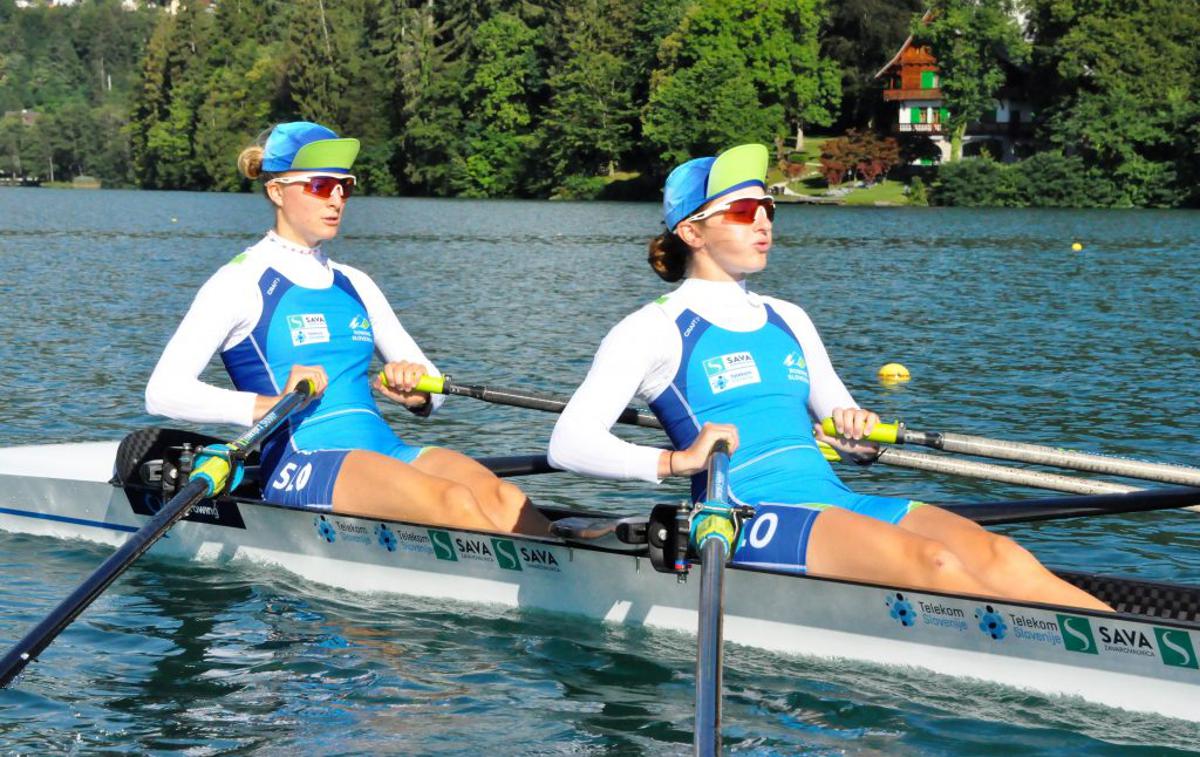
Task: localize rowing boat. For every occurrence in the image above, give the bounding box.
[1,428,1198,722]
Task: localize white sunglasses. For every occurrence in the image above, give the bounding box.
[268,174,357,199]
[684,194,776,224]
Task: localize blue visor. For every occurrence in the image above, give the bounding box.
[662,144,769,231]
[262,121,359,174]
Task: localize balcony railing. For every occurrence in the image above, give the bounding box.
[883,87,942,101]
[890,121,1034,137]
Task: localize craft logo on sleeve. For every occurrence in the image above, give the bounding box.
[702,351,761,394]
[287,313,330,346]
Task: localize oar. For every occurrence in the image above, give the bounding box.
[409,374,660,428]
[406,375,1136,491]
[943,485,1200,525]
[822,418,1200,487]
[875,447,1140,496]
[0,382,315,687]
[691,440,740,757]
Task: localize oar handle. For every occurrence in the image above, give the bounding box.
[376,371,446,395]
[415,374,445,394]
[820,417,901,444]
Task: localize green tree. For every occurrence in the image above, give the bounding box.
[1025,0,1200,207]
[643,0,841,166]
[822,0,925,131]
[913,0,1028,161]
[453,12,541,197]
[540,0,638,184]
[128,4,214,189]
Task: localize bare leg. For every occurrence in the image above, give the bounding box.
[332,450,501,532]
[898,506,1112,612]
[413,448,552,535]
[806,507,996,597]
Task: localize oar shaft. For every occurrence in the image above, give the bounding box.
[919,431,1200,487]
[693,441,733,756]
[0,384,313,687]
[876,447,1141,496]
[695,537,726,757]
[943,486,1200,525]
[0,477,209,687]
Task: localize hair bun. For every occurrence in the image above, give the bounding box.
[238,145,265,180]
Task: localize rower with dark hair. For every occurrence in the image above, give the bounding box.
[548,143,1110,610]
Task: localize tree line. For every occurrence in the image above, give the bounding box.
[1,0,1197,207]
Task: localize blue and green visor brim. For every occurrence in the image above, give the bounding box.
[286,138,360,173]
[261,121,360,173]
[663,143,769,231]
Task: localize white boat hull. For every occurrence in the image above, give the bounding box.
[1,441,1198,722]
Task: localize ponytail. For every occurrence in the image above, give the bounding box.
[647,230,691,282]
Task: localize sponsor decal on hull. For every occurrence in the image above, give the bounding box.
[974,605,1008,640]
[312,515,371,546]
[885,592,968,632]
[424,529,561,573]
[1155,627,1199,669]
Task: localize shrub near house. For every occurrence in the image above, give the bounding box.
[819,130,900,186]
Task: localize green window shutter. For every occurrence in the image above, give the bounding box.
[910,107,920,124]
[939,107,949,123]
[921,71,936,88]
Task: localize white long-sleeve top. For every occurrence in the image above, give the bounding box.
[145,231,444,427]
[547,277,856,483]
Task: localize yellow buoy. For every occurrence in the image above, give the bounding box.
[1071,242,1082,251]
[878,362,911,384]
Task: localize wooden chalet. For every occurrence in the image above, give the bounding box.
[874,12,1032,163]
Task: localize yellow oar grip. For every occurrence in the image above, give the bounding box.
[416,375,445,394]
[817,441,841,463]
[191,455,230,495]
[377,371,445,395]
[820,418,899,444]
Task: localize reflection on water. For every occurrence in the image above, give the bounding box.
[0,188,1198,751]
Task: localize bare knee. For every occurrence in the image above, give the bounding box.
[985,533,1035,569]
[440,483,486,521]
[496,481,527,509]
[915,541,969,580]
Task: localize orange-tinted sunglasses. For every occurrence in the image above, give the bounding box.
[686,195,775,225]
[271,175,356,199]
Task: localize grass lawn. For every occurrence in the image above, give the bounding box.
[767,134,915,206]
[841,179,910,206]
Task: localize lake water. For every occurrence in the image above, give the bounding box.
[0,188,1198,753]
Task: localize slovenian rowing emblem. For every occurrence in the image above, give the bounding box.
[783,351,808,382]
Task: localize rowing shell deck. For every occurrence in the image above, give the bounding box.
[0,438,1198,722]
